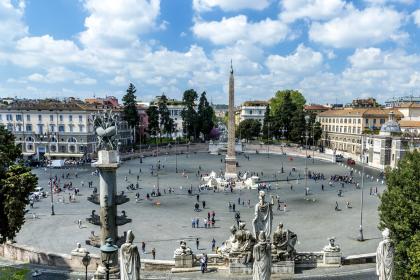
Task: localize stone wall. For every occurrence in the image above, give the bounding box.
[0,243,100,271]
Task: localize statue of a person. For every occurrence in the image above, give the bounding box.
[323,237,340,252]
[220,225,237,255]
[376,228,394,280]
[120,230,141,280]
[71,242,88,254]
[253,231,272,280]
[174,240,193,257]
[252,191,274,239]
[272,223,297,261]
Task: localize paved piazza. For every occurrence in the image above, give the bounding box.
[17,151,385,260]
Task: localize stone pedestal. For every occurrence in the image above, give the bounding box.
[323,251,342,267]
[229,258,253,274]
[174,255,194,268]
[92,150,120,279]
[272,261,295,275]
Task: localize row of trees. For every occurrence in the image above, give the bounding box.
[264,90,321,144]
[121,84,216,142]
[236,90,322,144]
[181,89,215,140]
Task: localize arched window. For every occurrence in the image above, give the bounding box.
[69,145,76,153]
[25,136,34,142]
[50,137,58,143]
[68,137,77,143]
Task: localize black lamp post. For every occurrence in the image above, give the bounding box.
[100,238,118,280]
[82,252,91,280]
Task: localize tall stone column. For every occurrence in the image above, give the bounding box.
[225,64,237,179]
[93,150,120,279]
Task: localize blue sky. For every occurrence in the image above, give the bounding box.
[0,0,419,105]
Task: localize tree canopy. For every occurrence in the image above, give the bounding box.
[378,150,420,279]
[270,89,306,116]
[146,105,159,137]
[0,126,37,243]
[197,91,215,140]
[237,119,262,141]
[122,83,140,129]
[157,94,174,136]
[181,89,199,139]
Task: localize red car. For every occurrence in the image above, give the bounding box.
[347,158,355,165]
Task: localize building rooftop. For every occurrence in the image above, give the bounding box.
[318,108,403,118]
[304,104,329,111]
[399,120,420,127]
[1,99,120,112]
[242,100,268,107]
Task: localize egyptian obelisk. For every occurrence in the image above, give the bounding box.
[225,62,237,179]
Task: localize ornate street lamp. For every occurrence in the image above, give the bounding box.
[82,252,91,280]
[100,238,118,280]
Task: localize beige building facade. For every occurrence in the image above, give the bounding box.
[0,99,131,160]
[317,108,403,156]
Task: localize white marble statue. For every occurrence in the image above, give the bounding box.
[71,242,88,254]
[174,240,193,257]
[120,230,141,280]
[253,231,272,280]
[376,228,394,280]
[252,191,274,239]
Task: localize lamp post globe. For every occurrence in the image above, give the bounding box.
[100,238,118,280]
[82,252,91,280]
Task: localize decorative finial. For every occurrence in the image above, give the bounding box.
[230,59,233,74]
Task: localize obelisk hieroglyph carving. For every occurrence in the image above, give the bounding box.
[225,62,237,179]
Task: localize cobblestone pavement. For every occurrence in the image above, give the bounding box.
[16,151,385,260]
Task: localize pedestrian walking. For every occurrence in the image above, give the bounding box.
[202,200,206,208]
[192,218,196,228]
[152,248,156,259]
[196,194,200,202]
[141,242,146,254]
[211,238,216,251]
[196,238,199,250]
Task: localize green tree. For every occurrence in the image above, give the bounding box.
[181,89,198,140]
[270,89,306,115]
[289,109,306,143]
[146,105,159,138]
[197,92,215,140]
[378,150,420,279]
[276,91,297,140]
[262,105,271,141]
[237,119,262,142]
[122,83,140,145]
[157,94,174,139]
[0,126,37,243]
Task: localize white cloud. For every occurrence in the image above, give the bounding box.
[193,0,270,12]
[309,7,405,48]
[413,9,420,27]
[348,48,420,70]
[10,35,89,68]
[27,67,80,83]
[280,0,347,23]
[79,0,161,50]
[0,0,27,47]
[192,15,288,46]
[364,0,413,5]
[266,44,323,75]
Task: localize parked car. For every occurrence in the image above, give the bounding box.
[347,158,356,165]
[335,154,344,162]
